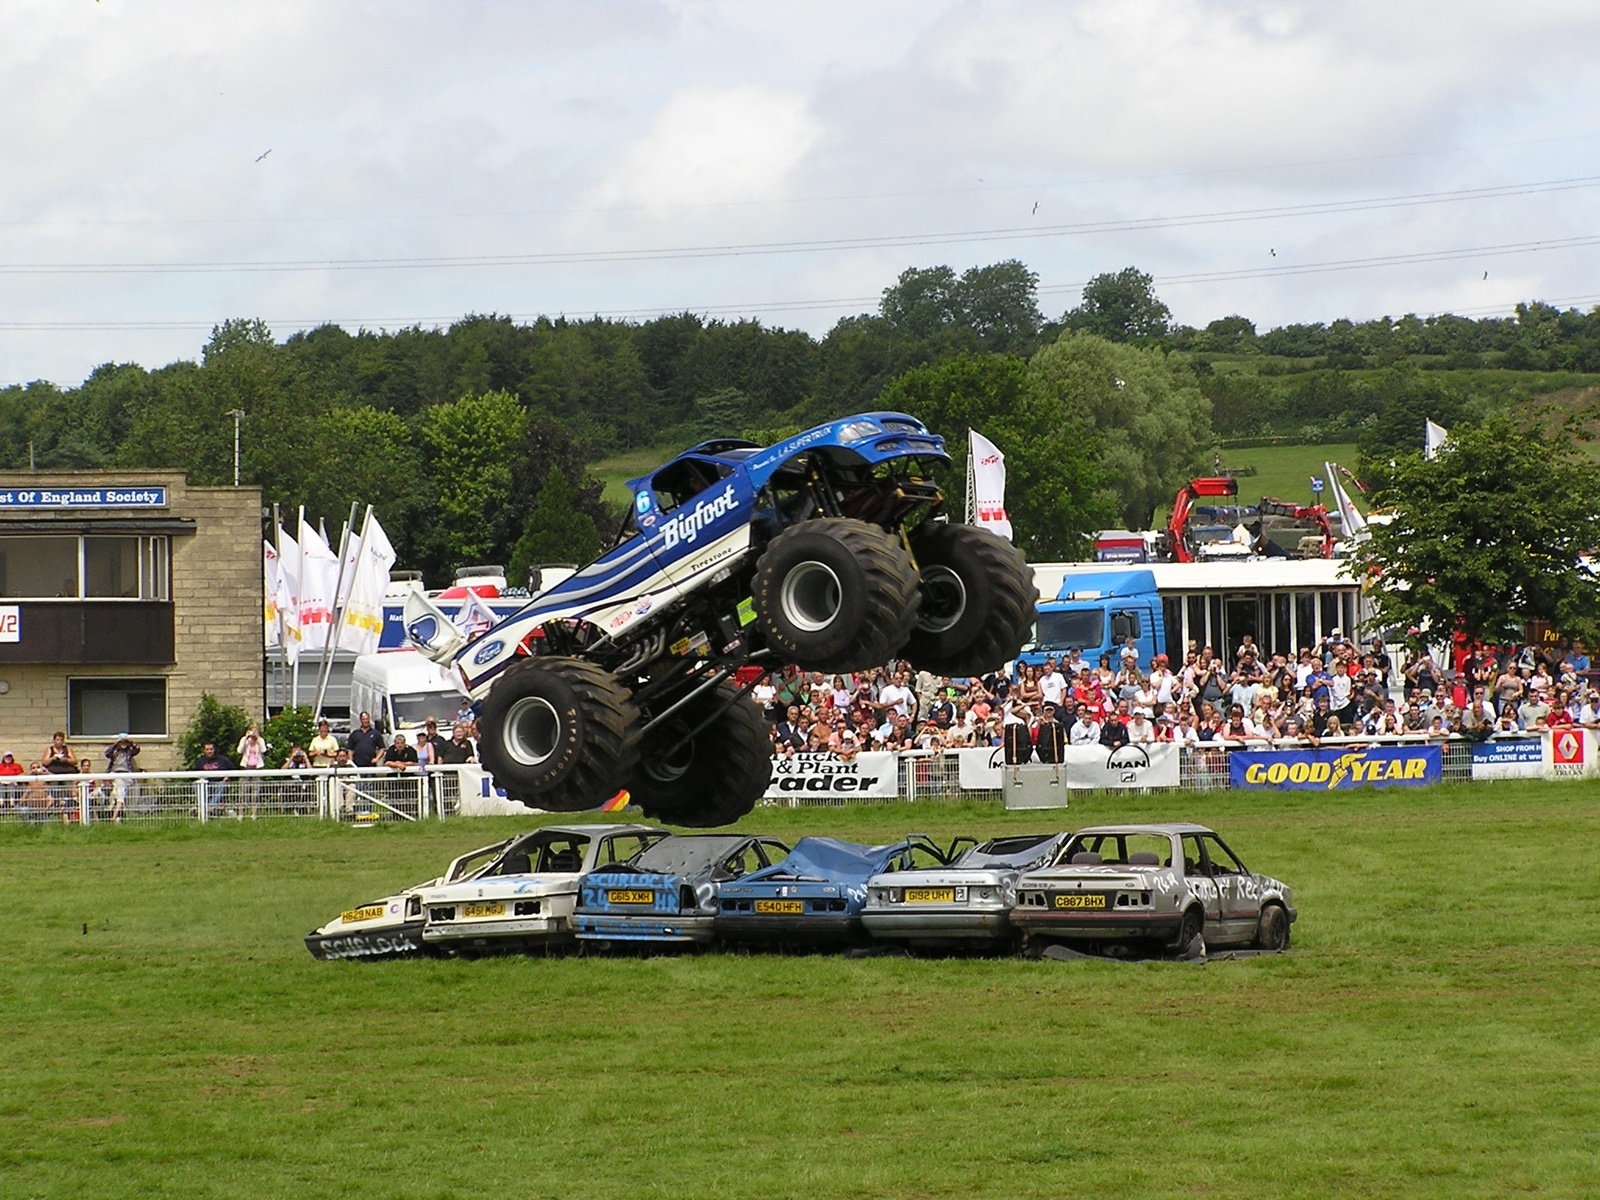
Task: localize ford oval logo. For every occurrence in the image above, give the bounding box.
[473,639,505,666]
[407,616,438,645]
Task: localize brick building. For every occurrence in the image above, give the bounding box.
[0,471,262,771]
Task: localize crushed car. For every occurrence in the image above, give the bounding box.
[1010,824,1296,956]
[404,412,1037,828]
[862,832,1072,950]
[418,824,665,954]
[572,834,792,947]
[714,835,955,947]
[305,836,516,961]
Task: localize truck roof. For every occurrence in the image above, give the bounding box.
[1053,568,1157,601]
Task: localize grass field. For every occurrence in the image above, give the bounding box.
[4,783,1599,1198]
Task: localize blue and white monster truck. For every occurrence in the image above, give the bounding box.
[405,412,1036,828]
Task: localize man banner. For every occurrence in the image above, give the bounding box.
[965,430,1013,541]
[766,752,899,800]
[956,744,1179,790]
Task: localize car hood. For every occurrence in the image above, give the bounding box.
[420,873,579,904]
[311,891,419,936]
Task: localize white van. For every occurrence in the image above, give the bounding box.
[349,650,465,736]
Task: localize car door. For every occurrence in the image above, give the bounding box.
[641,456,754,593]
[1199,834,1258,945]
[1179,832,1223,937]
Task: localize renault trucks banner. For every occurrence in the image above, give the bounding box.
[766,752,899,799]
[956,744,1179,790]
[1231,744,1442,790]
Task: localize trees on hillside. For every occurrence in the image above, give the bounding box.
[1357,413,1600,649]
[1029,331,1214,529]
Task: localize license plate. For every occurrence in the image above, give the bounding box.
[608,889,654,904]
[1053,893,1107,910]
[341,905,385,924]
[905,888,954,903]
[462,902,504,919]
[754,899,803,914]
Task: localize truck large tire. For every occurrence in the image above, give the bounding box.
[477,657,640,812]
[751,518,921,673]
[899,523,1037,676]
[628,682,771,828]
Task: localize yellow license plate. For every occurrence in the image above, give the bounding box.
[755,899,803,914]
[462,902,505,919]
[608,889,655,904]
[905,888,954,903]
[341,905,385,924]
[1054,893,1107,910]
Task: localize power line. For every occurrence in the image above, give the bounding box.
[2,174,1598,277]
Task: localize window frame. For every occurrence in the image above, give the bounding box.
[0,534,171,601]
[66,675,170,740]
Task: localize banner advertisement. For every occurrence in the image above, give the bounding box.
[956,743,1179,790]
[1470,738,1544,781]
[766,752,899,799]
[1231,744,1442,790]
[1545,728,1595,778]
[966,430,1013,541]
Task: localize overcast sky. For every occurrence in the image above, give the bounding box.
[4,0,1600,386]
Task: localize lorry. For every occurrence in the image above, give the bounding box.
[404,412,1038,828]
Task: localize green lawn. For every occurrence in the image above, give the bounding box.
[4,783,1599,1198]
[591,445,679,509]
[1220,440,1362,510]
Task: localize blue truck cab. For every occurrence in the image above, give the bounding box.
[1016,569,1165,671]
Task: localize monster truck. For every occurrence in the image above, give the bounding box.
[405,412,1037,828]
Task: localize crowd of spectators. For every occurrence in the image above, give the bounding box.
[754,632,1598,759]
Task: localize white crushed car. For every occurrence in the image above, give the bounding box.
[1010,824,1295,955]
[861,832,1071,949]
[418,824,666,954]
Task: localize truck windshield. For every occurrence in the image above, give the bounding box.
[1031,609,1105,653]
[392,691,458,728]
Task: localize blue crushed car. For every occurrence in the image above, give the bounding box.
[715,835,955,947]
[572,834,792,946]
[404,413,1037,827]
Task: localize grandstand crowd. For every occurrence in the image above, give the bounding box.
[757,634,1597,758]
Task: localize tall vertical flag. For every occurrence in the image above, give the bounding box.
[277,524,302,664]
[966,430,1013,541]
[1324,461,1368,539]
[338,510,397,656]
[263,540,281,648]
[298,516,339,652]
[1425,419,1449,460]
[458,589,498,638]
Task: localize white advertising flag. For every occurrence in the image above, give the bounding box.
[277,525,302,664]
[1324,461,1368,538]
[336,531,362,607]
[458,589,498,638]
[298,517,339,653]
[967,430,1013,541]
[1425,419,1449,460]
[263,540,281,648]
[338,513,397,655]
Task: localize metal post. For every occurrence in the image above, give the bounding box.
[227,409,245,487]
[79,780,90,825]
[312,502,363,719]
[196,778,208,823]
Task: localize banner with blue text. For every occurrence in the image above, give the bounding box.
[1231,744,1442,791]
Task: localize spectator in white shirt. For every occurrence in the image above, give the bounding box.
[1068,712,1101,745]
[1039,659,1068,707]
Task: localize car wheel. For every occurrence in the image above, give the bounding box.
[751,518,921,673]
[477,656,640,812]
[899,523,1038,676]
[1176,906,1204,954]
[1255,904,1291,951]
[628,681,772,827]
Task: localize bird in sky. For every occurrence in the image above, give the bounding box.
[1483,271,1489,280]
[1032,201,1039,215]
[255,149,272,163]
[1269,248,1276,257]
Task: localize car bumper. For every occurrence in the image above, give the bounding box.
[1010,910,1184,941]
[422,915,568,944]
[715,914,862,944]
[861,909,1013,942]
[572,913,714,944]
[305,920,427,961]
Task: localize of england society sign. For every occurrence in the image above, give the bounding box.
[0,486,167,509]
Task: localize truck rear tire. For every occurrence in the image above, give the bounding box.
[628,682,771,827]
[478,657,640,812]
[751,518,921,673]
[899,523,1037,676]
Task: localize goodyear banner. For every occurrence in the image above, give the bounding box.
[1231,744,1442,791]
[766,752,899,799]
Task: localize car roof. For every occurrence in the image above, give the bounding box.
[535,824,662,837]
[1071,823,1215,836]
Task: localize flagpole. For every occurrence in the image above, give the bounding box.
[313,502,365,719]
[268,504,281,719]
[291,505,304,708]
[965,430,976,526]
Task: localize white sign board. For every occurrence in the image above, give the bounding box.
[956,743,1179,790]
[0,605,18,643]
[766,752,899,799]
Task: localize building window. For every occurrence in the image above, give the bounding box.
[0,535,169,600]
[68,677,168,738]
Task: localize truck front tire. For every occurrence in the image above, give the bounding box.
[751,518,921,673]
[478,657,640,812]
[628,682,771,827]
[899,523,1037,676]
